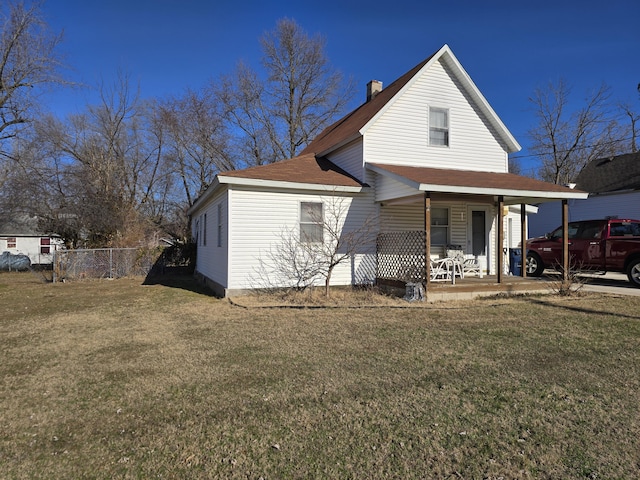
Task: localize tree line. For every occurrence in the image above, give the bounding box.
[1,1,638,248]
[0,2,353,247]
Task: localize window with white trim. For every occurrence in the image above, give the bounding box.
[217,203,223,247]
[429,107,449,146]
[300,202,323,243]
[431,207,449,245]
[203,213,207,246]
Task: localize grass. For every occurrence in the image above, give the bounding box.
[1,272,640,479]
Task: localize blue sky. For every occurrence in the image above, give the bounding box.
[40,0,640,174]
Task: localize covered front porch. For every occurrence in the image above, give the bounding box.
[367,163,589,300]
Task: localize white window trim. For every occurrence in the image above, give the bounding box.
[300,201,324,244]
[430,206,450,246]
[428,106,450,148]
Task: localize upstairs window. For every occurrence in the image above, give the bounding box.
[7,237,16,249]
[429,107,449,147]
[300,202,323,243]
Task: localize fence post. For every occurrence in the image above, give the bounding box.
[109,248,113,279]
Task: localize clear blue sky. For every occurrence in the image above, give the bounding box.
[40,0,640,174]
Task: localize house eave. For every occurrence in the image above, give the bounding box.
[217,175,365,194]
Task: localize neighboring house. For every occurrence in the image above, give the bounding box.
[528,152,640,238]
[0,216,64,266]
[188,44,586,297]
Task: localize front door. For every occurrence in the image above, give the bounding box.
[468,207,490,273]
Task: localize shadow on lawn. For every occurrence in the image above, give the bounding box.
[525,296,640,321]
[142,269,215,296]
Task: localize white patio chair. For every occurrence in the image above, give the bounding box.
[430,258,452,281]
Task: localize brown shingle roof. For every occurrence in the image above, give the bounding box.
[300,54,436,156]
[370,163,586,196]
[220,153,364,187]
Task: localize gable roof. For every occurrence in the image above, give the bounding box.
[368,163,588,204]
[575,152,640,193]
[301,44,520,157]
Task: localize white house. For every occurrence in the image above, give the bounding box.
[188,45,587,297]
[0,216,64,266]
[529,152,640,238]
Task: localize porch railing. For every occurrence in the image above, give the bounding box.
[376,231,426,283]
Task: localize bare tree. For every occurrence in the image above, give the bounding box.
[0,1,64,160]
[218,18,355,166]
[255,194,375,297]
[528,79,625,184]
[31,73,166,247]
[156,88,233,209]
[618,101,639,153]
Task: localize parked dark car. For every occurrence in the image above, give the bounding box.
[526,218,640,287]
[0,251,31,271]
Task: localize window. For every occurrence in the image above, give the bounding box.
[431,207,449,245]
[610,221,640,237]
[7,237,16,249]
[40,237,51,255]
[217,203,223,247]
[203,213,207,246]
[300,202,323,243]
[429,107,449,146]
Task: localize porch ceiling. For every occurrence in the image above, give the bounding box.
[368,163,589,205]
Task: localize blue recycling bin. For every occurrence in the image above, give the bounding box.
[509,248,522,276]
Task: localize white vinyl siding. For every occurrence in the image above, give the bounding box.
[326,140,364,182]
[364,58,509,172]
[228,187,377,290]
[193,190,228,288]
[379,202,490,265]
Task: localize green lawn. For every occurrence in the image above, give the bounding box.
[1,272,639,479]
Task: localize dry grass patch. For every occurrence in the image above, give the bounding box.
[1,272,640,479]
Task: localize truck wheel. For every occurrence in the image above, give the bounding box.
[627,258,640,287]
[526,252,544,277]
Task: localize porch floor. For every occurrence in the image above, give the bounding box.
[379,274,554,302]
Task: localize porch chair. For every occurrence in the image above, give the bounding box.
[446,246,481,278]
[430,258,452,282]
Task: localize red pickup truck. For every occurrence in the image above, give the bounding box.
[525,218,640,287]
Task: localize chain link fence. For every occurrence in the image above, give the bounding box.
[53,248,159,282]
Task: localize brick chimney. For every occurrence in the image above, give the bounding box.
[366,80,382,102]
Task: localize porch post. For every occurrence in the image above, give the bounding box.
[424,192,431,292]
[562,199,569,283]
[497,196,504,283]
[520,203,527,278]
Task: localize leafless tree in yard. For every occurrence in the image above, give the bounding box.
[156,88,234,209]
[0,1,65,161]
[217,18,355,166]
[31,73,167,246]
[528,79,625,184]
[255,194,376,297]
